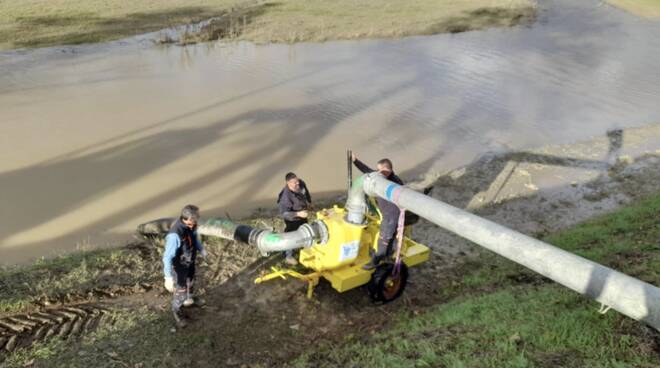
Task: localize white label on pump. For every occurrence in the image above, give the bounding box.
[339,240,360,262]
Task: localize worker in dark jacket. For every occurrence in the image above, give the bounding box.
[352,153,404,270]
[277,172,312,265]
[163,205,207,328]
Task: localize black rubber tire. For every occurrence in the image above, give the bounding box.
[368,262,408,304]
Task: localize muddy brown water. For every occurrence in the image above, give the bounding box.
[1,0,660,264]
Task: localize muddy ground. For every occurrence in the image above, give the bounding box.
[2,127,659,366]
[171,126,660,366]
[155,149,660,367]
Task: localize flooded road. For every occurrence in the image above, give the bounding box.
[1,0,659,264]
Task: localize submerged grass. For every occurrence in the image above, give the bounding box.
[292,192,660,367]
[0,0,536,50]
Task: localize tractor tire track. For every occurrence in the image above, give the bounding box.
[0,304,113,357]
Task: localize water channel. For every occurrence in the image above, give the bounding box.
[1,0,659,264]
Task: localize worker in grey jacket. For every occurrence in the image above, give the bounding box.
[277,172,312,265]
[352,153,404,270]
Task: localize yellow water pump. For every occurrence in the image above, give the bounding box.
[254,204,430,302]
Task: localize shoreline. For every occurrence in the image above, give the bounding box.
[0,0,536,50]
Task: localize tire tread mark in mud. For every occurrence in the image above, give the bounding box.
[0,304,112,357]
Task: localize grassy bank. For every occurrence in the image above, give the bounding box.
[0,245,159,314]
[608,0,660,19]
[0,0,536,50]
[292,192,660,367]
[3,192,659,367]
[0,215,274,315]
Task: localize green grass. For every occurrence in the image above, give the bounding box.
[0,0,536,50]
[294,287,652,367]
[292,192,660,367]
[0,246,160,314]
[2,305,269,368]
[0,217,270,367]
[0,215,274,315]
[608,0,660,18]
[1,308,177,368]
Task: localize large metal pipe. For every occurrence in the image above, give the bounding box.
[199,218,325,253]
[360,172,660,330]
[345,175,368,225]
[137,217,326,254]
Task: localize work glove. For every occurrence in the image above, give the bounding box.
[200,249,208,258]
[164,276,175,293]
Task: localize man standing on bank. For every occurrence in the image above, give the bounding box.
[163,204,207,328]
[277,172,312,265]
[351,153,404,270]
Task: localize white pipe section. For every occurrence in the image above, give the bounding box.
[361,172,660,330]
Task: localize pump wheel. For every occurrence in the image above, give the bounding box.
[368,262,408,303]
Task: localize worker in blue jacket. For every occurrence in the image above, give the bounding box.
[163,204,207,328]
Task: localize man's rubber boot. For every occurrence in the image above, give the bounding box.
[172,310,187,328]
[362,256,381,270]
[183,296,206,307]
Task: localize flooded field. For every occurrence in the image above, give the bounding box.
[1,0,659,264]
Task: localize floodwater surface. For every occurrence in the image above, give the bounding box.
[1,0,659,264]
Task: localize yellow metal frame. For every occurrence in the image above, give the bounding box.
[255,266,321,299]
